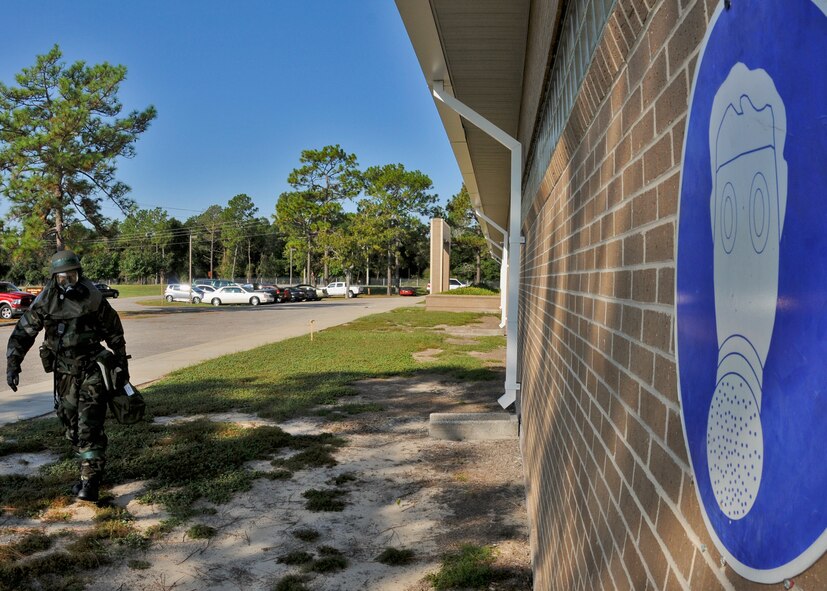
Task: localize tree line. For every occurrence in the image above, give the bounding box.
[0,46,496,290]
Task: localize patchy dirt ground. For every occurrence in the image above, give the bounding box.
[1,317,532,590]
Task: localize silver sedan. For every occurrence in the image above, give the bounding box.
[208,285,274,306]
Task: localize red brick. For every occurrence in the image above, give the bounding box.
[666,408,688,465]
[630,342,654,384]
[643,133,674,183]
[622,87,643,135]
[623,533,651,587]
[631,108,655,152]
[642,50,668,105]
[632,268,657,303]
[655,70,688,134]
[622,305,643,340]
[613,332,632,367]
[626,414,651,464]
[633,189,658,227]
[688,553,728,590]
[668,0,708,74]
[615,135,633,172]
[657,267,676,307]
[671,115,687,163]
[615,202,633,233]
[649,441,683,504]
[639,388,667,439]
[624,158,645,196]
[615,270,632,300]
[626,31,651,91]
[638,518,669,586]
[619,481,643,539]
[643,309,672,351]
[657,171,680,218]
[647,0,679,55]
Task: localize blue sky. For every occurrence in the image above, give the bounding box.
[0,1,462,221]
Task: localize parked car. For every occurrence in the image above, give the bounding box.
[281,286,306,302]
[196,284,217,297]
[164,284,205,304]
[240,284,281,304]
[247,283,286,303]
[0,282,35,319]
[426,278,468,293]
[94,283,119,298]
[292,284,324,301]
[194,278,236,289]
[399,286,418,296]
[325,281,363,298]
[208,285,274,306]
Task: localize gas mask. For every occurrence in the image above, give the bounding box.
[705,63,788,519]
[55,270,80,296]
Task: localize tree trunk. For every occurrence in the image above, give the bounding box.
[54,201,65,251]
[323,248,329,285]
[475,252,481,284]
[247,238,252,283]
[231,245,238,281]
[209,234,215,278]
[386,247,392,296]
[394,249,400,293]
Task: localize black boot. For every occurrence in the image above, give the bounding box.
[77,478,100,502]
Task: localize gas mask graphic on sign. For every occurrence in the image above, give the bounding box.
[706,63,787,520]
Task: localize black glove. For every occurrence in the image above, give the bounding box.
[115,357,130,389]
[7,367,19,392]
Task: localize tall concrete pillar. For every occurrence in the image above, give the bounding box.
[430,218,450,294]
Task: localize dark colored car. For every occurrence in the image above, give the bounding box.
[281,286,305,302]
[0,282,35,319]
[94,283,119,298]
[293,284,322,301]
[399,286,418,296]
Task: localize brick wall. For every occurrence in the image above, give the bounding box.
[519,0,827,589]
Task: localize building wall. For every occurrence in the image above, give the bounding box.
[519,0,827,589]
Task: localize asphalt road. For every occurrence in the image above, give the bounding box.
[0,294,424,425]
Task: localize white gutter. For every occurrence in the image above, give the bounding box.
[431,80,522,409]
[474,208,508,326]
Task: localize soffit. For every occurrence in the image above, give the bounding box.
[396,0,530,239]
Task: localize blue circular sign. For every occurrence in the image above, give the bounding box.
[677,0,827,582]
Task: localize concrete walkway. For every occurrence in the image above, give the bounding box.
[0,295,424,426]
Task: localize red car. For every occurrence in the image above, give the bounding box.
[0,282,35,319]
[399,286,418,296]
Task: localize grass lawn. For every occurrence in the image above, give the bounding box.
[134,298,206,307]
[0,307,503,590]
[110,284,166,298]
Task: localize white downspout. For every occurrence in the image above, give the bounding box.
[474,208,508,329]
[431,80,522,409]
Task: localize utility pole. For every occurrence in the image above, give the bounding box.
[188,230,193,286]
[289,247,294,284]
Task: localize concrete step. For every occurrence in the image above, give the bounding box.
[429,412,518,441]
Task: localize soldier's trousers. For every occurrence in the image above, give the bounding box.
[54,367,108,480]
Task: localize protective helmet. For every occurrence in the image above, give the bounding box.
[50,249,82,275]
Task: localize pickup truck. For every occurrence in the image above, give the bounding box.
[0,282,35,319]
[325,281,363,298]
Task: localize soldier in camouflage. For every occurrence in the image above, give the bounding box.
[5,249,129,502]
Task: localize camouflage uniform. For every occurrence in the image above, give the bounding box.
[6,251,128,501]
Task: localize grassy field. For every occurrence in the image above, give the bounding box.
[0,307,504,590]
[110,284,166,298]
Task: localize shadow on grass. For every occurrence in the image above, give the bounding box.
[0,307,511,589]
